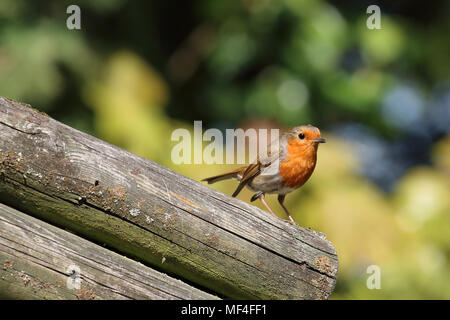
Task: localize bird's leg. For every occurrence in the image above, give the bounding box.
[278,195,296,225]
[253,192,277,217]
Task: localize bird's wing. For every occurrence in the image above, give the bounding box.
[231,138,282,197]
[231,162,261,197]
[255,135,283,167]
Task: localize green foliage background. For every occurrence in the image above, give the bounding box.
[1,0,449,299]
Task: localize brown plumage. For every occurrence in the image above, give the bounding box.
[202,125,325,225]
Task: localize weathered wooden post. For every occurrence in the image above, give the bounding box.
[0,97,338,299]
[0,203,218,300]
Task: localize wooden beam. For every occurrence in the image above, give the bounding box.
[0,96,338,299]
[0,203,218,300]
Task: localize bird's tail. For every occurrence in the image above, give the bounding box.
[202,168,242,185]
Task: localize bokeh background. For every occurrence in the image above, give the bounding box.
[1,0,449,299]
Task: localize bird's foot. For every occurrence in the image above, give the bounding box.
[287,216,297,226]
[251,191,263,202]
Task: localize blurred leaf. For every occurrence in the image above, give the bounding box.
[358,16,406,66]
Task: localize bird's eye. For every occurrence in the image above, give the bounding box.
[298,133,305,140]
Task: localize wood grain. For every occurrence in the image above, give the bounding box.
[0,203,218,300]
[0,96,338,299]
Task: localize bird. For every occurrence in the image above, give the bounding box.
[202,125,325,224]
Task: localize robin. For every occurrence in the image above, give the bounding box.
[202,125,325,224]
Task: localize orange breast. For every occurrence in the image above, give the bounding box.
[279,142,317,189]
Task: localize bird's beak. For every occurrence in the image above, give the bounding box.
[313,138,326,143]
